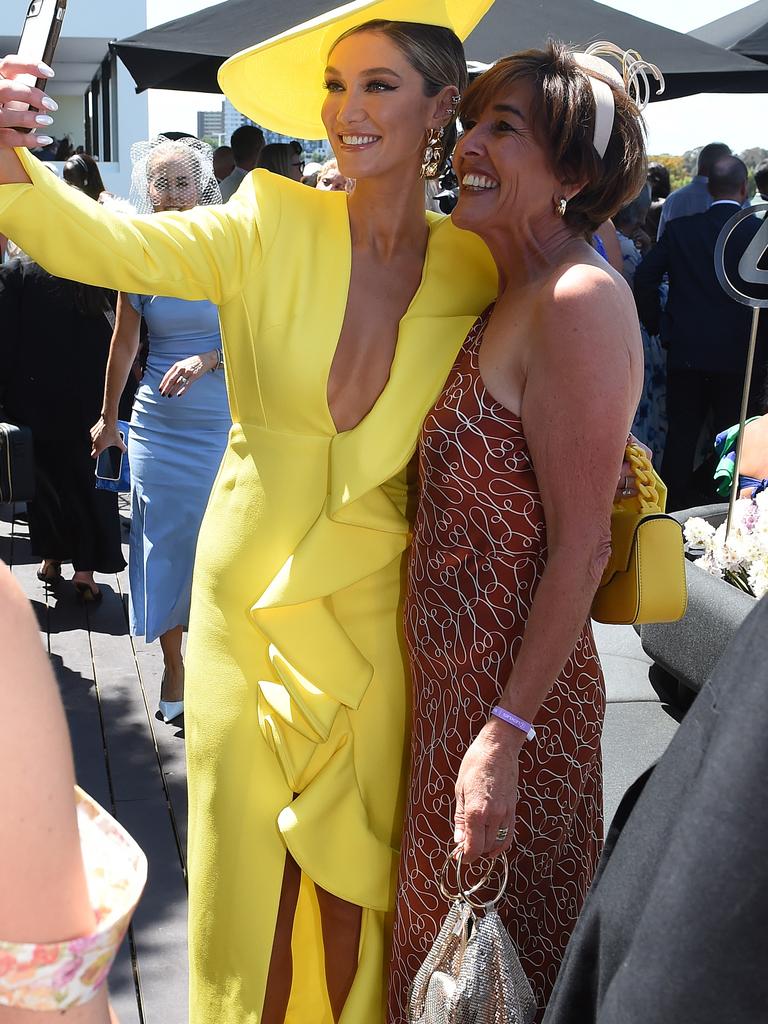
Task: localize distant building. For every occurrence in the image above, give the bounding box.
[223,98,249,143]
[197,109,225,145]
[203,99,330,160]
[0,0,148,196]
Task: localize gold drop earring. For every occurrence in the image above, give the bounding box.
[555,197,568,217]
[421,127,445,179]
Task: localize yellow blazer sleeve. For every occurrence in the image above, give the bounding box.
[0,150,275,306]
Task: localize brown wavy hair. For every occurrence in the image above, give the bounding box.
[460,40,649,234]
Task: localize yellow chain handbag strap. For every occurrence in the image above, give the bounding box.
[624,443,662,515]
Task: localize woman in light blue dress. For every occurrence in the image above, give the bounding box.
[91,138,230,722]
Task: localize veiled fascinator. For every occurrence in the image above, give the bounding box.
[572,41,665,158]
[129,136,222,215]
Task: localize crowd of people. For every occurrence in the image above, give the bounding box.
[609,142,768,510]
[0,126,353,722]
[0,2,766,1023]
[215,125,354,199]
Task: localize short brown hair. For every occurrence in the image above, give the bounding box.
[460,40,648,234]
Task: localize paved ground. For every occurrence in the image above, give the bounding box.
[1,500,680,1023]
[1,500,188,1024]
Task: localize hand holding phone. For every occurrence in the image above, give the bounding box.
[95,432,127,483]
[90,417,128,459]
[0,55,57,148]
[0,0,66,142]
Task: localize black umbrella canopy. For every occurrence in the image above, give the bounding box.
[112,0,322,93]
[112,0,768,100]
[691,0,768,65]
[468,0,768,97]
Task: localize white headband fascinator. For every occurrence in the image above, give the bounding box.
[572,41,665,159]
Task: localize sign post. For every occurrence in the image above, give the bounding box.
[713,205,768,536]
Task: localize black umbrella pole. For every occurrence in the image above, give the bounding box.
[726,306,762,538]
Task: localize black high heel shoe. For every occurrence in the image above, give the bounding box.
[37,560,62,585]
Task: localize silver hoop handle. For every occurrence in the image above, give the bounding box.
[439,852,509,908]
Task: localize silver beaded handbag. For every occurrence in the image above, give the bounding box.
[408,855,537,1024]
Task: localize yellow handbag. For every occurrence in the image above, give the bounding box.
[591,444,688,626]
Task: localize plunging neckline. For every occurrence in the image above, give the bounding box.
[322,197,437,438]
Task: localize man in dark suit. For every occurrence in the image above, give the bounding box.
[635,156,766,510]
[542,595,768,1024]
[655,140,730,239]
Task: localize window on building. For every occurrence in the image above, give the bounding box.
[85,53,117,161]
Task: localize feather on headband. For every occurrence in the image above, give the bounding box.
[572,41,665,159]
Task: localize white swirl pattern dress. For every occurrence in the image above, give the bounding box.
[388,310,606,1020]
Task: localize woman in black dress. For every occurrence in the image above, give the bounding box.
[0,258,126,600]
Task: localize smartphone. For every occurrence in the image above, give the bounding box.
[12,0,67,129]
[96,433,126,483]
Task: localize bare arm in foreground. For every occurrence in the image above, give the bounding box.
[0,562,117,1023]
[454,265,643,862]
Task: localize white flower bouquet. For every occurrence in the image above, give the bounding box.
[683,490,768,599]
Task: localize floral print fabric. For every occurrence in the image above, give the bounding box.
[0,787,147,1011]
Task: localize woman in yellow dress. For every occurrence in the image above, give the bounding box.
[0,2,496,1021]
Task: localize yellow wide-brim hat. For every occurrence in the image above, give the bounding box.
[218,0,494,140]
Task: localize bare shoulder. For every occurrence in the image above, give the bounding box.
[541,258,634,324]
[533,257,641,362]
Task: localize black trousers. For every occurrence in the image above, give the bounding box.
[27,434,126,573]
[660,367,744,512]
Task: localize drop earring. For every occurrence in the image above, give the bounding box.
[421,127,445,179]
[555,197,568,217]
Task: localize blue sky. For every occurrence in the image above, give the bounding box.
[146,0,767,156]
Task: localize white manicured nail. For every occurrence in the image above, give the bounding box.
[37,62,54,77]
[35,114,54,126]
[34,134,53,146]
[42,96,58,111]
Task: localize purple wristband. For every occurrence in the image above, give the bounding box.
[491,706,536,741]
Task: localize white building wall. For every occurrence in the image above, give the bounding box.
[111,43,149,197]
[0,0,148,197]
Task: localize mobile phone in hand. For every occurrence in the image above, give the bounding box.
[95,433,126,483]
[12,0,67,130]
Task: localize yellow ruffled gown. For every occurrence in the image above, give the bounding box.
[0,151,497,1022]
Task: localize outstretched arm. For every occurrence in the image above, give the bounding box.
[0,58,260,305]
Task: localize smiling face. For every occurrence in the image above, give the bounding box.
[453,76,577,240]
[321,30,455,184]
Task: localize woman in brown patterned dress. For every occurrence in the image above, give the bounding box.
[389,42,655,1020]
